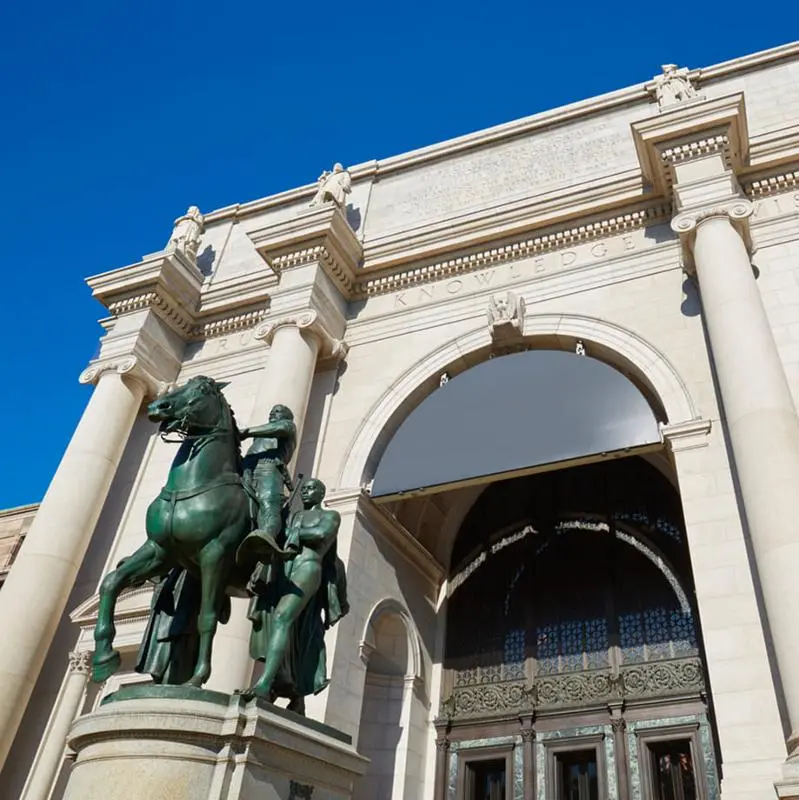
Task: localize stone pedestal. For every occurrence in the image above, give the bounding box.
[62,686,368,800]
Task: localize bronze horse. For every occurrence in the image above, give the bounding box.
[92,376,252,686]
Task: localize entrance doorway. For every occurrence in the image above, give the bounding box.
[436,457,717,800]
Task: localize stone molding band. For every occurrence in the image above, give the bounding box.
[106,290,268,342]
[359,203,670,298]
[254,310,349,361]
[78,356,168,398]
[661,418,712,452]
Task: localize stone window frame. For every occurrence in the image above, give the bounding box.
[634,721,708,800]
[456,743,515,800]
[543,732,608,800]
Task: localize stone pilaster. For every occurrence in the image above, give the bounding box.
[20,651,92,800]
[434,736,451,800]
[519,718,535,800]
[608,711,629,800]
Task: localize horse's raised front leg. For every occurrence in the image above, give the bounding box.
[93,540,169,683]
[185,537,232,687]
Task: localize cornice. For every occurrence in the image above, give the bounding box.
[194,309,267,340]
[103,288,268,342]
[347,245,682,348]
[360,169,648,272]
[0,502,39,519]
[248,204,363,299]
[356,201,671,298]
[200,42,799,227]
[744,168,799,198]
[660,134,729,166]
[70,585,153,628]
[631,94,748,194]
[107,290,195,337]
[198,270,275,318]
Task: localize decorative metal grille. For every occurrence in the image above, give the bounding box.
[440,657,705,721]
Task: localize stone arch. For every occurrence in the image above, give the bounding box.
[359,598,423,682]
[338,314,700,489]
[354,599,427,800]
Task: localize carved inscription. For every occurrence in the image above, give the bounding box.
[391,228,650,309]
[368,121,632,234]
[184,330,258,362]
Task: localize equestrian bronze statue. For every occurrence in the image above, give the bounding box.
[91,375,347,709]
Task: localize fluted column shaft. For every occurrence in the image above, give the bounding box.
[21,651,91,800]
[207,314,326,694]
[0,367,146,767]
[690,211,799,749]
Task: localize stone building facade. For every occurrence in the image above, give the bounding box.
[0,504,37,588]
[2,41,799,800]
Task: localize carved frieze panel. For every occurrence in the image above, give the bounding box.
[442,680,530,720]
[620,657,703,698]
[441,657,705,720]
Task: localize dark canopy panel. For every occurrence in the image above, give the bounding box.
[371,350,662,499]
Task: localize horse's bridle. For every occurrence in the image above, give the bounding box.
[159,388,230,445]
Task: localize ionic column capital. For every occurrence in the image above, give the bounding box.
[671,198,754,236]
[254,309,349,361]
[671,199,754,271]
[67,650,92,676]
[78,356,169,399]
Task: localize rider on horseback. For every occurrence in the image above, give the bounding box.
[236,404,297,568]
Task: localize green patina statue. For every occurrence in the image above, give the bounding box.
[242,478,348,706]
[91,375,348,712]
[135,567,204,685]
[237,405,297,569]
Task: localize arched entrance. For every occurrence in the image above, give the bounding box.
[345,342,720,800]
[441,458,718,800]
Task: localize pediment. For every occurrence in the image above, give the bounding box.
[70,585,153,628]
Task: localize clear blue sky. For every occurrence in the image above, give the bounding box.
[0,2,793,507]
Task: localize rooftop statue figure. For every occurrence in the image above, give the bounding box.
[166,205,204,262]
[653,64,701,110]
[310,163,352,209]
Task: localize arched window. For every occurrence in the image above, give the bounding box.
[443,458,704,718]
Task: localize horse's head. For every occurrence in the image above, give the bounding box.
[148,376,230,436]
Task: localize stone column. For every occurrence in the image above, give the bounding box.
[20,651,91,800]
[207,310,347,694]
[0,358,158,768]
[673,202,799,759]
